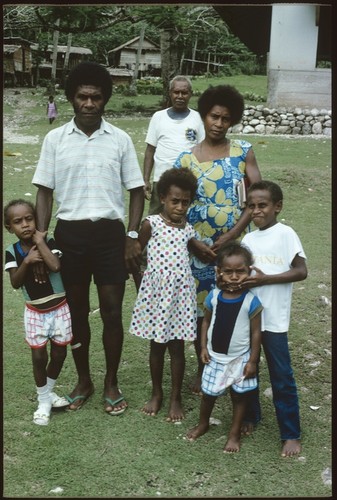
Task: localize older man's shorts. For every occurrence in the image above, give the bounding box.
[24,299,73,349]
[201,350,258,397]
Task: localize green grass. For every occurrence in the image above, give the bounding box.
[3,81,331,497]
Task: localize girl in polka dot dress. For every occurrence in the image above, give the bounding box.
[130,168,215,422]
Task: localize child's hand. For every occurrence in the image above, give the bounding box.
[24,245,44,265]
[189,239,216,263]
[243,361,257,379]
[32,230,48,246]
[242,266,267,288]
[200,347,210,364]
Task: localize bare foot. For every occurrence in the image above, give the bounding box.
[141,396,162,416]
[186,423,209,441]
[241,422,255,435]
[166,400,185,422]
[281,439,301,457]
[224,434,241,453]
[189,375,202,396]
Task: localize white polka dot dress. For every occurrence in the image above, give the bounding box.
[130,215,197,343]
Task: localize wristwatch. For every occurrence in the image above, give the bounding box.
[126,230,139,239]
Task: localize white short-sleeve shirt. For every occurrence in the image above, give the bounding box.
[145,108,205,182]
[32,118,144,221]
[242,222,307,332]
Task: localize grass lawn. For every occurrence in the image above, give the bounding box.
[2,81,332,498]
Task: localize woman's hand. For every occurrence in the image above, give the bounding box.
[211,231,236,253]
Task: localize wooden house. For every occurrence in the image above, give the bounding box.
[30,44,92,84]
[3,37,33,86]
[108,36,161,77]
[106,67,134,87]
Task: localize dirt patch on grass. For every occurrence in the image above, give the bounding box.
[3,88,42,144]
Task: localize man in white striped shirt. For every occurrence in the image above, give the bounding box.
[32,62,144,415]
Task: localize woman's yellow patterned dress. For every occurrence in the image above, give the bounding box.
[174,139,253,316]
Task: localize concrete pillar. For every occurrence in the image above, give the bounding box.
[267,4,331,109]
[269,5,318,70]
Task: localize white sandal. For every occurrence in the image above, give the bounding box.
[33,405,51,426]
[50,392,69,409]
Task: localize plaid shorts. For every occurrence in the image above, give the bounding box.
[24,298,73,349]
[201,350,258,396]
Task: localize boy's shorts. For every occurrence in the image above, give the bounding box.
[54,218,129,286]
[24,299,73,349]
[201,350,258,397]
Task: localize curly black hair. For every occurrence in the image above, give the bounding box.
[4,199,35,227]
[248,180,283,204]
[198,84,244,125]
[156,167,198,199]
[216,240,253,268]
[65,62,113,104]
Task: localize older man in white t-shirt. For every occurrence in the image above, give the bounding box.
[143,75,205,214]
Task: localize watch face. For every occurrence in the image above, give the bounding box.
[127,231,138,239]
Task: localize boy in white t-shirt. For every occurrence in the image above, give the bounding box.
[241,180,307,457]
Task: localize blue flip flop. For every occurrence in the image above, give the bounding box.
[104,395,127,415]
[65,391,93,411]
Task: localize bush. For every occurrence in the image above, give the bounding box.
[136,79,163,95]
[121,100,146,112]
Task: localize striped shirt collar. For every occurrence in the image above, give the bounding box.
[66,117,112,136]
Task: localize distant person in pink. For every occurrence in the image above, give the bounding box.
[47,95,58,124]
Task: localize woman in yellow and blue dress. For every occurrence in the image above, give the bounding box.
[174,85,262,394]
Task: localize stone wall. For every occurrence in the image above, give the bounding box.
[230,105,332,137]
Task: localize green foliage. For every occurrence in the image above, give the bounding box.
[136,79,163,95]
[121,100,146,112]
[4,5,261,78]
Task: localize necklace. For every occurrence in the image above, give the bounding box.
[159,213,185,227]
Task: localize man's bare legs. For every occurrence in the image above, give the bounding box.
[166,340,185,422]
[98,284,128,414]
[66,283,94,409]
[190,317,204,395]
[142,340,166,416]
[186,393,216,440]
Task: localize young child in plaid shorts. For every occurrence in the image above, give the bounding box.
[186,241,263,452]
[4,199,72,426]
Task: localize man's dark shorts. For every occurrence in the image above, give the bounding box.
[54,219,128,286]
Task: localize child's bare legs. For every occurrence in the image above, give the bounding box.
[142,340,166,416]
[186,393,216,440]
[32,344,66,425]
[166,339,185,422]
[32,346,49,387]
[190,317,204,395]
[32,343,67,386]
[47,342,68,380]
[241,387,261,435]
[224,389,249,453]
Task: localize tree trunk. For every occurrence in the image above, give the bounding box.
[191,37,198,74]
[160,28,178,108]
[130,24,145,95]
[48,18,60,95]
[62,32,72,87]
